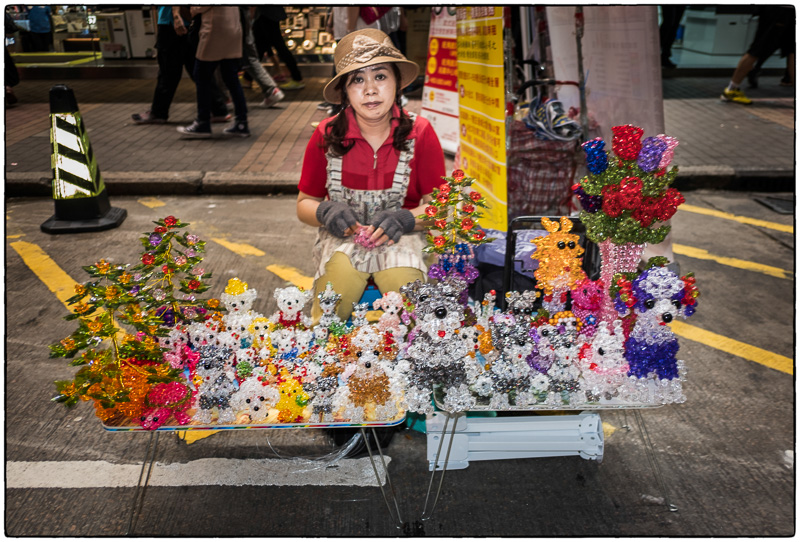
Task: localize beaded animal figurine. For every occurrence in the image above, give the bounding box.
[532,217,587,314]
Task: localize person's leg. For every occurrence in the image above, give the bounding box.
[149,25,183,120]
[218,57,248,122]
[312,252,371,324]
[243,27,278,97]
[372,266,426,299]
[192,59,216,123]
[264,18,303,82]
[730,53,759,88]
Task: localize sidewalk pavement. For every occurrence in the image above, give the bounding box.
[4,71,795,198]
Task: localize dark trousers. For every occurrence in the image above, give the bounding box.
[150,24,228,120]
[252,16,302,82]
[659,6,686,61]
[194,57,247,123]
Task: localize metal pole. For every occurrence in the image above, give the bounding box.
[575,7,590,142]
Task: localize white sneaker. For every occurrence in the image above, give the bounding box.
[260,88,285,108]
[400,95,409,107]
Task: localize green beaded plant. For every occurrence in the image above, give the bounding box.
[51,216,221,411]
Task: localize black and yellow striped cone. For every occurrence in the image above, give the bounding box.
[40,84,127,234]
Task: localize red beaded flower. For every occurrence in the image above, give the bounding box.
[611,125,644,161]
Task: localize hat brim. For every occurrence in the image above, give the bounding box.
[323,58,419,105]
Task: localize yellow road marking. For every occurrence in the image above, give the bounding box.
[138,197,166,208]
[671,321,793,375]
[7,234,24,239]
[266,264,314,290]
[672,243,792,279]
[211,238,266,257]
[177,430,220,443]
[678,204,793,234]
[10,241,79,307]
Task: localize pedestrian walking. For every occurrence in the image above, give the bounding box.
[296,28,445,322]
[178,6,249,139]
[721,6,795,105]
[238,7,284,109]
[252,6,305,90]
[132,6,230,125]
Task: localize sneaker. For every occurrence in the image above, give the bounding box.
[279,79,305,90]
[720,87,752,105]
[260,87,285,108]
[223,120,250,138]
[317,101,332,110]
[211,113,232,123]
[400,95,409,107]
[177,120,212,139]
[132,110,167,124]
[327,104,343,117]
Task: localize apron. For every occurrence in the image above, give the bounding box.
[312,125,427,280]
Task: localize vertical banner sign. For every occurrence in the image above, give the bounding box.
[420,7,459,155]
[456,6,507,231]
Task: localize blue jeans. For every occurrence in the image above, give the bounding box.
[193,57,248,123]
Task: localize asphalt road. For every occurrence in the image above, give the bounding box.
[5,190,794,536]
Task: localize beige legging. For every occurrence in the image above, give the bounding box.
[311,251,425,323]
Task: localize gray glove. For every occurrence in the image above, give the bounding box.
[370,209,416,243]
[316,201,359,238]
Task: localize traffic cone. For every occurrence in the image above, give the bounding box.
[40,84,127,234]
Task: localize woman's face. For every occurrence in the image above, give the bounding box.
[344,63,397,125]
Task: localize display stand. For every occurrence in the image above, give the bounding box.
[421,407,677,522]
[116,420,405,534]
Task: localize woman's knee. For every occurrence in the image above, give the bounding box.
[373,267,426,294]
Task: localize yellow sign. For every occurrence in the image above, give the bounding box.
[456,7,507,230]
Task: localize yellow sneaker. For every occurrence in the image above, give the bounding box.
[720,88,752,105]
[279,79,306,90]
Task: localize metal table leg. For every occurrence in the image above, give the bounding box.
[634,410,678,512]
[360,427,403,528]
[421,411,458,521]
[125,431,160,535]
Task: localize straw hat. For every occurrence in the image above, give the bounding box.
[323,28,419,104]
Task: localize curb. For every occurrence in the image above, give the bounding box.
[6,169,792,198]
[6,171,301,197]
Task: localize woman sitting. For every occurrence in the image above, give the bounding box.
[297,29,446,322]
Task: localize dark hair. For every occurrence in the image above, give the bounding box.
[322,63,413,157]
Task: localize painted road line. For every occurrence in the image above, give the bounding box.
[138,197,166,208]
[10,241,79,307]
[7,458,389,488]
[266,264,314,291]
[671,321,793,375]
[211,238,266,257]
[678,204,793,234]
[672,243,792,279]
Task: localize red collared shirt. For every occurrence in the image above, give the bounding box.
[298,105,446,209]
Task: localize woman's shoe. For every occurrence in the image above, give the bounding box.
[177,120,212,139]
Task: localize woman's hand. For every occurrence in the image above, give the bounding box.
[316,201,360,238]
[369,209,416,246]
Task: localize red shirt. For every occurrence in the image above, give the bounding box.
[298,105,446,210]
